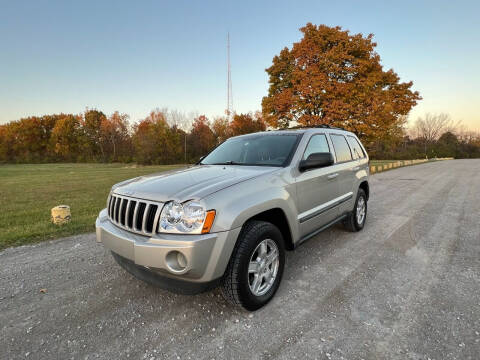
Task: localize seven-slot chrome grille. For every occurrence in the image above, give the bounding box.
[107,194,162,236]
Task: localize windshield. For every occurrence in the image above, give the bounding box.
[201,134,300,167]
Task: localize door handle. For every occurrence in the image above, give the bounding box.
[327,173,339,180]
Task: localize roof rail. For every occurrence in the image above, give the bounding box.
[285,124,346,131]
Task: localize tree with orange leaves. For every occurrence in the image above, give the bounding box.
[230,112,266,137]
[50,114,85,161]
[83,109,107,160]
[262,23,421,144]
[187,115,216,160]
[211,116,231,144]
[132,109,184,164]
[101,111,131,161]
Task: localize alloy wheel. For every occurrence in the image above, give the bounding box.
[248,239,280,296]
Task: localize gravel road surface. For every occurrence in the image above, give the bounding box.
[1,159,479,360]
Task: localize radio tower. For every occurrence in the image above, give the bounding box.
[226,32,233,122]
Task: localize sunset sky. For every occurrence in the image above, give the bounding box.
[1,0,479,130]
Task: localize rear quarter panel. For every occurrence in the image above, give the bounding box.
[343,153,369,213]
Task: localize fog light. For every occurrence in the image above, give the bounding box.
[177,252,187,268]
[165,251,188,273]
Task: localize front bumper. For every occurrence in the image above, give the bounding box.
[95,208,241,283]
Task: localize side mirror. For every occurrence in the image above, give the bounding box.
[299,152,334,172]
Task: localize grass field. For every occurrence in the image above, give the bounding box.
[0,163,184,251]
[370,160,397,165]
[0,159,439,251]
[370,160,410,166]
[370,159,440,171]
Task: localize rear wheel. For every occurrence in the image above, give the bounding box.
[344,188,367,232]
[221,220,285,311]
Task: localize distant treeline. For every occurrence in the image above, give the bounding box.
[3,23,479,164]
[0,109,266,164]
[371,113,480,160]
[370,131,480,160]
[0,109,479,164]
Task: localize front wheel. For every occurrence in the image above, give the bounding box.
[344,188,367,232]
[221,220,285,311]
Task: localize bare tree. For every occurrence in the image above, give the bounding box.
[456,129,480,144]
[413,113,460,157]
[152,108,201,163]
[160,108,196,132]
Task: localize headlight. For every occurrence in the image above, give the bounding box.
[159,201,215,234]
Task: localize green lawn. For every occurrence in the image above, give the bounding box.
[370,160,404,166]
[0,159,442,251]
[0,163,184,250]
[370,159,434,167]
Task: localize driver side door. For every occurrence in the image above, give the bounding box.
[295,133,340,238]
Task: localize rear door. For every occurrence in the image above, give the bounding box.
[329,133,356,215]
[295,133,340,237]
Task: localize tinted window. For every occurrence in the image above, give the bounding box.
[347,136,366,159]
[201,134,299,167]
[330,134,353,162]
[303,134,330,160]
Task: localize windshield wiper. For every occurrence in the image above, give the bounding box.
[209,160,243,165]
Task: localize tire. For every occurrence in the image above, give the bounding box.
[344,188,367,232]
[221,220,285,311]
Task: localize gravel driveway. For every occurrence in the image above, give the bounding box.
[1,159,479,360]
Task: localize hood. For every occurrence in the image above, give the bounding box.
[112,165,279,202]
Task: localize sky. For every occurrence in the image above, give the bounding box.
[1,0,479,130]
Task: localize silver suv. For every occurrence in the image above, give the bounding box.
[96,126,369,310]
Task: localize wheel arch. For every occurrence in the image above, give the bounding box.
[359,180,369,200]
[241,208,295,250]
